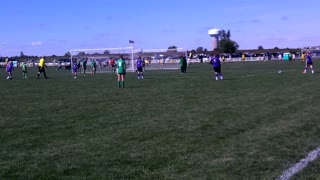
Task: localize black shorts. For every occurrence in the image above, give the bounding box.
[137,67,143,72]
[307,62,313,66]
[213,67,221,73]
[111,65,115,67]
[23,70,27,73]
[38,66,45,73]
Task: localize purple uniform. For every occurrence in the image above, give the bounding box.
[136,59,143,72]
[6,63,13,72]
[136,59,143,68]
[73,62,78,72]
[306,55,312,65]
[211,57,221,68]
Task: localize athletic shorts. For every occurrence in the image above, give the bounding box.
[213,67,221,73]
[38,66,45,73]
[307,62,313,66]
[137,67,143,72]
[73,68,77,73]
[23,70,27,73]
[111,65,115,67]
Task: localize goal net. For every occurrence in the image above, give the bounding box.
[69,47,134,73]
[133,48,188,70]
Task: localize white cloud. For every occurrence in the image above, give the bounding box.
[31,41,43,46]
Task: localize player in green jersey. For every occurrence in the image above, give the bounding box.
[21,61,28,79]
[116,55,126,88]
[91,59,96,75]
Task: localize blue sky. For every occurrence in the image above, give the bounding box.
[1,0,320,56]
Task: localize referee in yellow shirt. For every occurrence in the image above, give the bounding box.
[37,56,48,79]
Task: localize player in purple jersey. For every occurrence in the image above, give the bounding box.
[6,61,14,80]
[302,52,314,74]
[136,56,144,79]
[210,54,223,80]
[73,59,78,79]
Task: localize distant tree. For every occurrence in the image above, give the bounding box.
[52,55,57,57]
[196,47,204,52]
[64,52,71,56]
[204,48,208,52]
[218,30,239,53]
[77,52,86,56]
[20,51,25,57]
[103,50,110,55]
[274,47,279,50]
[258,45,264,50]
[167,46,177,52]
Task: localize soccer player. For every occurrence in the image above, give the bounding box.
[5,57,9,65]
[77,60,81,73]
[82,58,87,75]
[301,53,306,63]
[303,52,314,74]
[37,56,48,79]
[242,54,246,63]
[179,55,187,73]
[91,59,96,75]
[6,61,14,80]
[109,58,116,73]
[222,55,225,64]
[73,59,78,79]
[210,54,223,80]
[116,55,126,88]
[136,56,144,79]
[21,61,28,79]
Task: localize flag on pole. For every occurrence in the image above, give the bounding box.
[129,40,134,43]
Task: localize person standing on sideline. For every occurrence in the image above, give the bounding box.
[82,58,87,75]
[302,52,314,74]
[21,61,28,79]
[116,55,126,88]
[37,56,48,79]
[136,56,144,79]
[210,54,223,80]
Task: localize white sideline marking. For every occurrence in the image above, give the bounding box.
[277,146,320,180]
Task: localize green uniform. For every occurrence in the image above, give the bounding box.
[91,61,96,68]
[116,59,126,74]
[22,63,27,71]
[180,58,187,73]
[21,63,27,79]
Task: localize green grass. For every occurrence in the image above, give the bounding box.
[1,60,320,179]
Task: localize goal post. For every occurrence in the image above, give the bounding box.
[69,47,135,73]
[133,48,188,70]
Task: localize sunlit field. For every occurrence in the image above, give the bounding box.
[1,60,320,179]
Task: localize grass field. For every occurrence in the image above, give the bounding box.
[1,60,320,179]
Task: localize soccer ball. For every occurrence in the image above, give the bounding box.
[278,70,282,74]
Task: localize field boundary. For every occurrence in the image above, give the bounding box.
[277,146,320,180]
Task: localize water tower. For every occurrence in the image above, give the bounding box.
[208,29,221,50]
